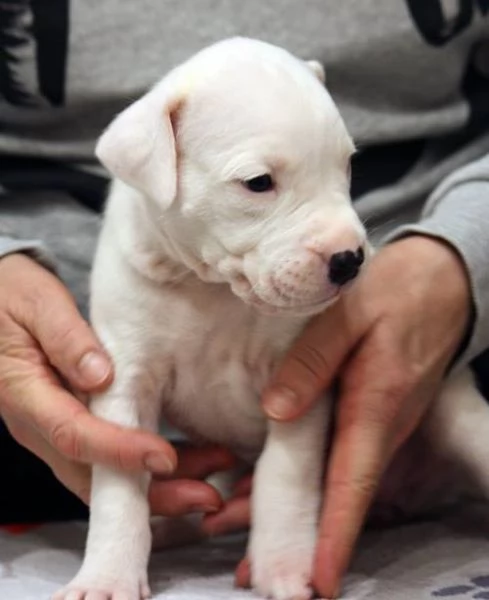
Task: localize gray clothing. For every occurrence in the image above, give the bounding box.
[0,191,100,316]
[1,0,489,364]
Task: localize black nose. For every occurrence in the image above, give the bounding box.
[328,247,364,286]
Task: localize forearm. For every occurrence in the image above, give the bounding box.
[384,154,489,366]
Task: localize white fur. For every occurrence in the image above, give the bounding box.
[52,37,489,600]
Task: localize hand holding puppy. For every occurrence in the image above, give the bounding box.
[206,235,471,597]
[265,235,471,598]
[0,253,231,515]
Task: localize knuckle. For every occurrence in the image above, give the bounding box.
[114,444,132,471]
[335,473,379,500]
[353,474,378,498]
[48,320,80,354]
[292,342,330,384]
[49,419,81,460]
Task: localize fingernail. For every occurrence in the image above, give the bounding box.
[264,386,299,419]
[78,351,111,385]
[144,452,175,475]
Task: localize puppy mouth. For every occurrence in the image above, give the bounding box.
[249,294,339,317]
[228,270,341,315]
[268,274,340,309]
[240,281,340,316]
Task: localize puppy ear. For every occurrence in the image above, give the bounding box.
[96,80,182,208]
[306,60,326,84]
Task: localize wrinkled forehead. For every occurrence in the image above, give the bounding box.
[175,54,353,172]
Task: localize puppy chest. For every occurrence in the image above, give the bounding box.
[165,357,271,457]
[151,285,305,456]
[161,337,279,457]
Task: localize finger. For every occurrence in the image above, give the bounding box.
[201,496,251,537]
[149,479,223,516]
[4,415,91,503]
[33,301,113,393]
[235,558,251,589]
[9,257,113,392]
[262,301,357,421]
[7,417,224,514]
[172,445,236,480]
[313,393,391,598]
[6,375,177,475]
[232,473,253,498]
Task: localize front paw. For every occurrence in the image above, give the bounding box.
[249,535,315,600]
[52,569,151,600]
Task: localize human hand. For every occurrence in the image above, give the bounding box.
[262,235,471,597]
[0,254,187,505]
[208,236,471,597]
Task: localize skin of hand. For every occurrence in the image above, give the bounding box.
[202,235,472,598]
[0,253,234,516]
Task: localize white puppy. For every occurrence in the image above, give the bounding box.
[53,37,489,600]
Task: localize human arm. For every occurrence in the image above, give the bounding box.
[0,252,231,514]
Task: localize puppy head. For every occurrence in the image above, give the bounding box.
[97,38,369,317]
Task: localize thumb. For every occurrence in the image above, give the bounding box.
[262,301,355,421]
[16,259,113,392]
[37,305,113,393]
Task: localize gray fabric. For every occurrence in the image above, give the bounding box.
[0,191,101,318]
[1,506,489,599]
[385,154,489,365]
[1,0,487,155]
[0,236,55,273]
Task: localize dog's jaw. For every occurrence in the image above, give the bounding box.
[213,251,349,318]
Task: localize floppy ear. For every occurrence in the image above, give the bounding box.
[95,80,182,208]
[306,60,326,84]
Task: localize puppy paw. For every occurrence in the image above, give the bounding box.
[52,571,150,600]
[250,545,314,600]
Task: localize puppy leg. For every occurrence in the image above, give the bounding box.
[249,398,330,600]
[425,367,489,498]
[53,352,164,600]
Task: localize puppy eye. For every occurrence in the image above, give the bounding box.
[243,174,274,193]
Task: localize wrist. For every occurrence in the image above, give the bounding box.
[387,234,473,362]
